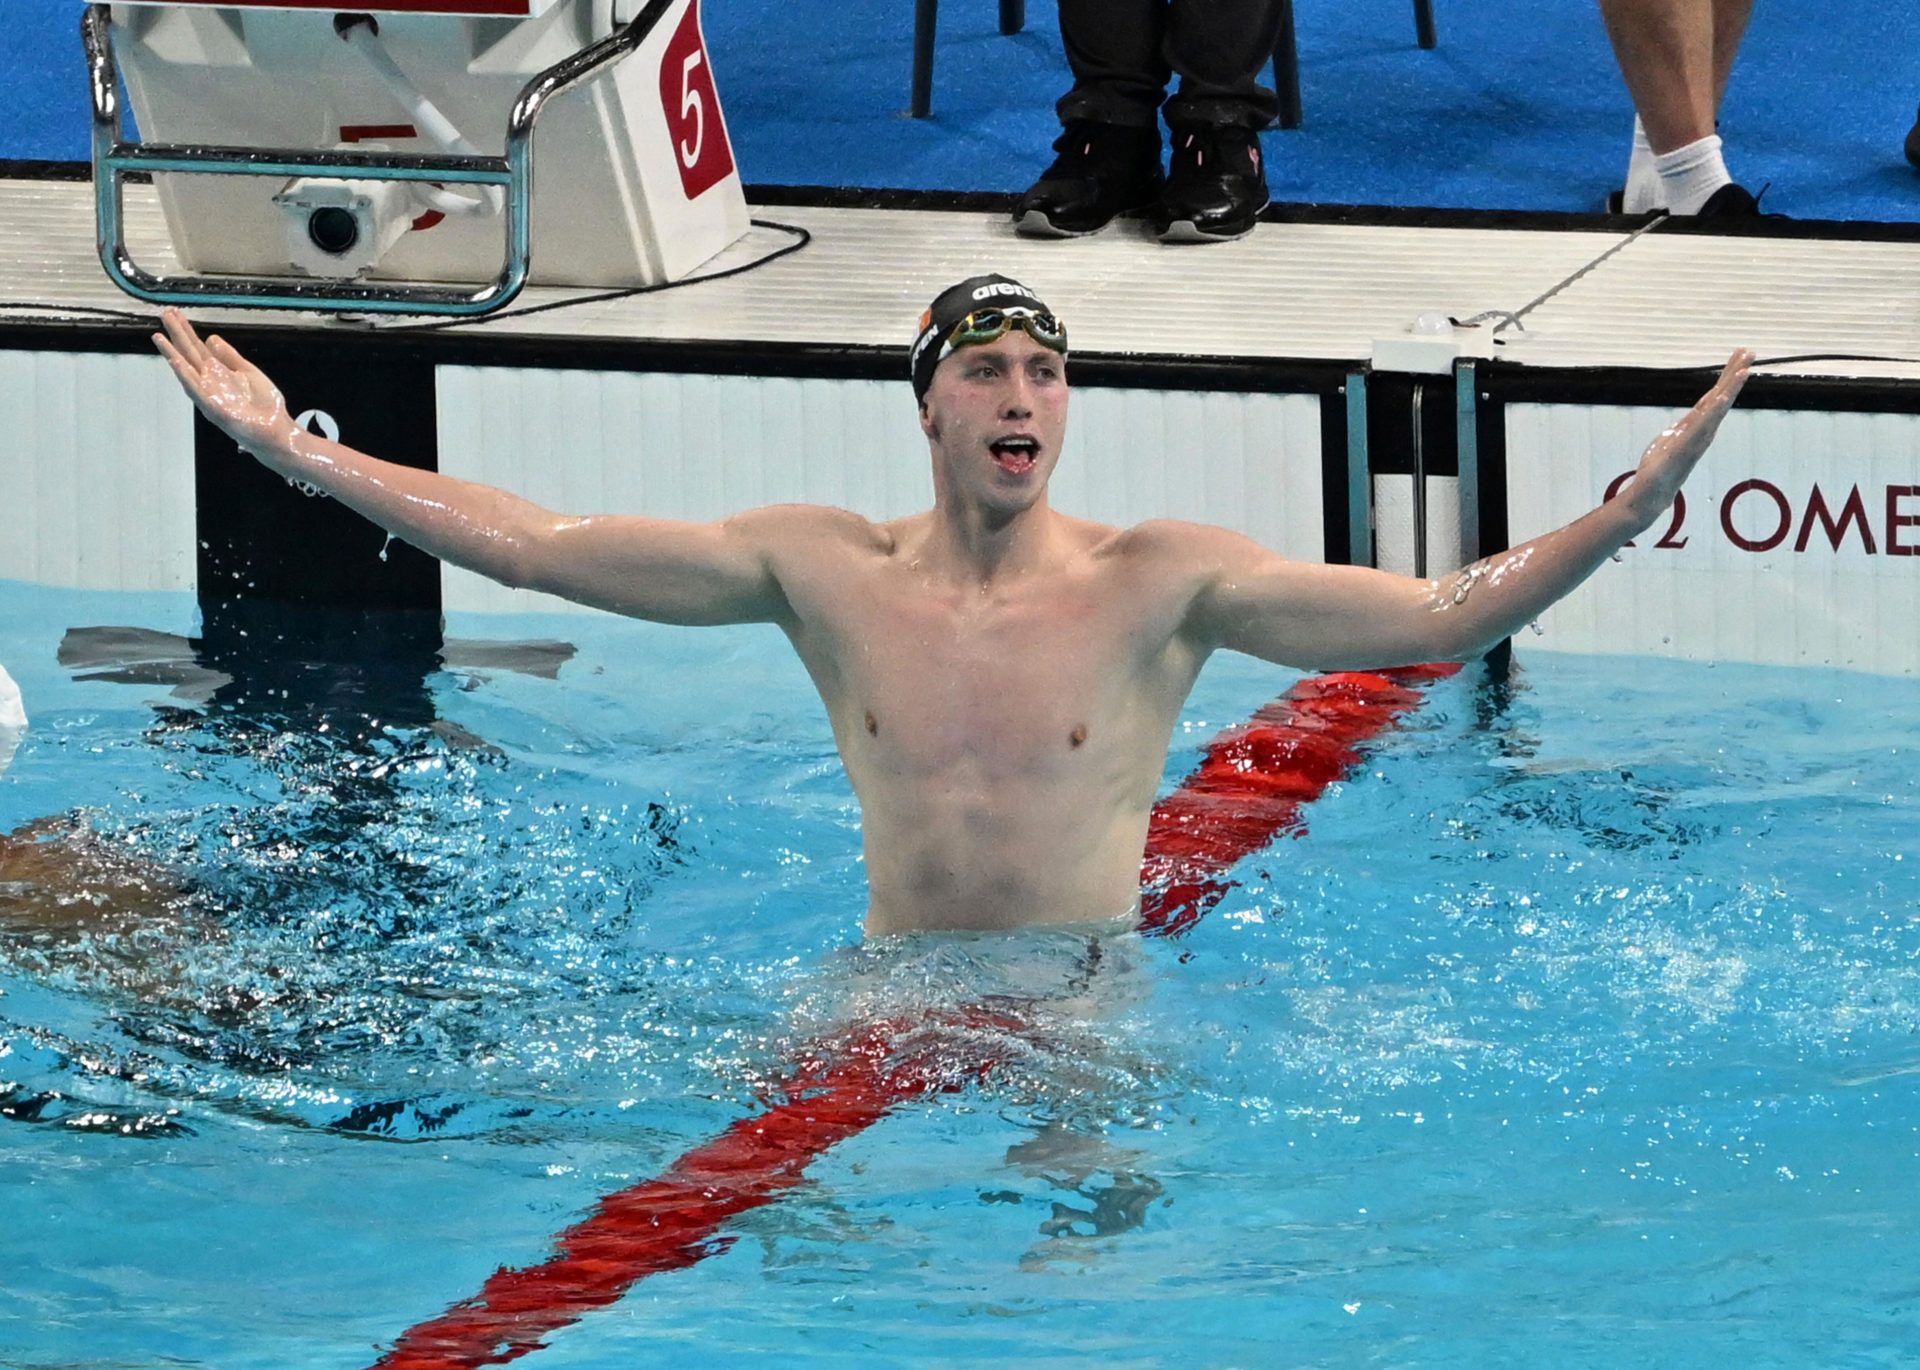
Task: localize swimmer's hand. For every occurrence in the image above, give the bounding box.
[152,308,298,466]
[1613,348,1754,529]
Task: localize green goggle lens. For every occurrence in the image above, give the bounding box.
[944,307,1068,355]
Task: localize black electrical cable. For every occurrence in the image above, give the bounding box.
[0,217,811,333]
[372,217,811,333]
[0,300,158,325]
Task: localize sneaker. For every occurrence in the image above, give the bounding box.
[1013,122,1163,238]
[1692,182,1767,217]
[1603,187,1665,214]
[1155,125,1270,243]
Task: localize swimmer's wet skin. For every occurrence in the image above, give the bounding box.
[153,285,1753,936]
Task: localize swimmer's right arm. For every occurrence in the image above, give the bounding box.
[153,310,795,625]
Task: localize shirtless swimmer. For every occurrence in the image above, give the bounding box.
[147,277,1753,937]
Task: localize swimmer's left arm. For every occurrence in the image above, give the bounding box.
[1181,350,1753,669]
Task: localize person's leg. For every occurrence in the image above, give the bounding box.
[1056,0,1171,129]
[1159,0,1286,132]
[1600,0,1759,215]
[1014,0,1169,237]
[1709,0,1756,111]
[1602,0,1715,156]
[1154,0,1287,242]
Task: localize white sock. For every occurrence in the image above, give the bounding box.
[1654,133,1733,215]
[1622,116,1662,212]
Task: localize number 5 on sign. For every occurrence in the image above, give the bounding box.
[659,0,734,199]
[677,50,705,168]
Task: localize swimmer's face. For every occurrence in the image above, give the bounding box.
[918,330,1068,512]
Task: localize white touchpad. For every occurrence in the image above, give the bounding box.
[0,664,25,781]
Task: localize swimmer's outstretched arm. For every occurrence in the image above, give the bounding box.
[153,310,799,626]
[1178,349,1754,670]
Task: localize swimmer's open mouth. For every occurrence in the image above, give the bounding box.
[989,436,1039,474]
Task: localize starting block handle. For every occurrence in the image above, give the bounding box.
[83,0,676,317]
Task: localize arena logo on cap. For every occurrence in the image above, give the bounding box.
[972,282,1036,302]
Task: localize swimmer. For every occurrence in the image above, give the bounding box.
[149,282,1753,938]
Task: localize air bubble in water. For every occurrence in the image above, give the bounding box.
[379,534,393,563]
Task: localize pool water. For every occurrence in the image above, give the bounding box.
[2,581,1918,1368]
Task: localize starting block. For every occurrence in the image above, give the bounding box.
[85,0,751,315]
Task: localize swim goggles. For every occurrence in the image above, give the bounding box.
[938,306,1068,362]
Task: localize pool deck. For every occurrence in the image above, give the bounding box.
[4,174,1920,382]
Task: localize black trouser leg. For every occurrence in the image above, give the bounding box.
[1055,0,1170,129]
[1162,0,1287,130]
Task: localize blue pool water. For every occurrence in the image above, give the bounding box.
[2,581,1918,1368]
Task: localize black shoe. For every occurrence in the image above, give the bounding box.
[1155,125,1269,242]
[1013,122,1162,238]
[1692,182,1766,217]
[1603,186,1665,214]
[1905,104,1920,169]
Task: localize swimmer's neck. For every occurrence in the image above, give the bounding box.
[905,493,1070,587]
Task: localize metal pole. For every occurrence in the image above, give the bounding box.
[1274,0,1303,129]
[912,0,937,117]
[1346,372,1372,566]
[1456,360,1481,563]
[1411,381,1427,579]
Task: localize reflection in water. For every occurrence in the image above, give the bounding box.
[3,612,1194,1192]
[1005,1118,1168,1265]
[0,611,626,1142]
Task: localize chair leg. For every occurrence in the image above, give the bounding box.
[912,0,936,117]
[1273,0,1302,129]
[999,0,1024,36]
[1414,0,1436,50]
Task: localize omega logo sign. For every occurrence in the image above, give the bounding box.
[294,409,340,443]
[1604,471,1920,556]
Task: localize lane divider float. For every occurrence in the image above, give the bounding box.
[374,665,1459,1369]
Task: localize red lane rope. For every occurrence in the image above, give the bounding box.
[375,1010,1016,1369]
[1139,664,1459,937]
[372,664,1459,1368]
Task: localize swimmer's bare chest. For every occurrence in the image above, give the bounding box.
[775,531,1208,929]
[805,553,1188,772]
[847,579,1141,772]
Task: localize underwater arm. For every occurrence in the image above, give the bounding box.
[1186,349,1754,668]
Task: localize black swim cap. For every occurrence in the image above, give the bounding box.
[909,273,1062,404]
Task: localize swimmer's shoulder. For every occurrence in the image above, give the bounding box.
[726,504,899,558]
[1095,517,1267,570]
